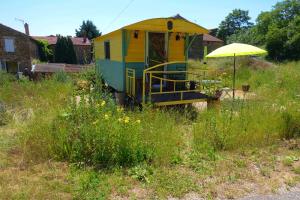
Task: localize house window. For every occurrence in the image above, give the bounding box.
[4,38,15,52]
[104,41,110,60]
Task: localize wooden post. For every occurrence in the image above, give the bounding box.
[233,54,236,100]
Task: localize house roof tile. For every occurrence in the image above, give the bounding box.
[203,34,223,42]
[32,36,91,46]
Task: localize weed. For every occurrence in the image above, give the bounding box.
[128,164,153,183]
[53,71,71,83]
[149,168,200,198]
[0,102,9,126]
[293,166,300,174]
[282,156,299,167]
[70,169,110,200]
[281,111,300,139]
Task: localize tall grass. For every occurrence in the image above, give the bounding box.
[193,60,300,152]
[10,68,184,168]
[193,100,282,151]
[22,96,183,167]
[2,60,300,169]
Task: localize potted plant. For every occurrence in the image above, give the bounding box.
[242,84,250,92]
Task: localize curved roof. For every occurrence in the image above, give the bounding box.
[95,16,208,40]
[123,17,208,34]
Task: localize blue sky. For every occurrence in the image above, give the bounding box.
[1,0,280,36]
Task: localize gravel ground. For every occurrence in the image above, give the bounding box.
[239,185,300,200]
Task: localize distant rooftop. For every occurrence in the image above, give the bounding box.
[32,36,91,46]
[203,34,223,42]
[171,14,188,20]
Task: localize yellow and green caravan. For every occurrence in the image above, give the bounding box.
[94,15,221,106]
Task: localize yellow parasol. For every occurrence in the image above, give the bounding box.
[206,43,267,99]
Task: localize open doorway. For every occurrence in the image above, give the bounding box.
[146,32,167,68]
[6,61,19,73]
[146,32,169,91]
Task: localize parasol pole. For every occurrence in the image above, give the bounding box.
[233,53,236,100]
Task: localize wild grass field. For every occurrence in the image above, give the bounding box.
[0,58,300,199]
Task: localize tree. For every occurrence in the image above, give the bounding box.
[217,9,254,43]
[256,0,300,60]
[75,20,101,40]
[265,25,287,60]
[226,27,260,45]
[36,40,53,62]
[286,16,300,60]
[54,35,77,64]
[224,0,300,61]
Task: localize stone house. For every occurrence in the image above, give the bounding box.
[33,36,92,64]
[0,23,39,73]
[188,34,223,60]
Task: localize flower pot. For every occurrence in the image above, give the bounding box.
[242,84,250,92]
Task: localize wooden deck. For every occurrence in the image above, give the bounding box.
[135,91,211,106]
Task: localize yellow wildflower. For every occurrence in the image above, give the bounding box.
[101,100,106,107]
[124,116,130,123]
[92,120,99,125]
[104,114,109,120]
[136,119,141,124]
[117,107,124,112]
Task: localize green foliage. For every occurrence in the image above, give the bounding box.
[71,170,110,200]
[36,39,53,62]
[2,59,300,198]
[193,101,282,151]
[51,99,148,167]
[281,111,300,139]
[21,84,183,168]
[265,25,288,60]
[73,66,104,95]
[250,0,300,60]
[226,27,261,45]
[128,164,153,183]
[282,155,299,166]
[217,9,253,42]
[293,166,300,174]
[193,60,300,152]
[75,20,101,40]
[0,102,9,126]
[285,16,300,60]
[0,71,16,86]
[224,1,300,61]
[54,35,77,64]
[53,71,71,83]
[149,168,200,198]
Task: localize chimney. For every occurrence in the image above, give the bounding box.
[24,23,30,35]
[82,31,87,43]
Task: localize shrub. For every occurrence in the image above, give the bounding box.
[36,39,53,62]
[22,96,183,168]
[53,71,71,83]
[54,35,77,64]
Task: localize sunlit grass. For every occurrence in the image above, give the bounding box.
[1,60,300,198]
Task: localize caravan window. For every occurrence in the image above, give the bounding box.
[104,41,110,60]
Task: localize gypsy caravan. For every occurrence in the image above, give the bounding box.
[94,15,221,106]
